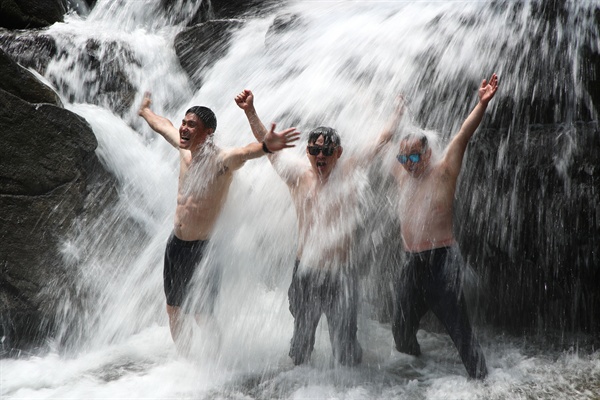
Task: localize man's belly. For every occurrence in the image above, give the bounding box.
[296,238,351,271]
[174,208,218,241]
[400,218,455,253]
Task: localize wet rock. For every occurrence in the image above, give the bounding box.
[264,12,304,49]
[174,19,245,89]
[0,30,58,75]
[0,47,61,105]
[0,79,116,353]
[0,32,138,116]
[159,0,212,26]
[66,0,96,16]
[48,37,139,115]
[0,0,67,29]
[455,123,600,333]
[210,0,277,19]
[413,1,599,130]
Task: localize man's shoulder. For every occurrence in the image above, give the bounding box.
[432,158,459,182]
[287,166,313,190]
[213,147,235,177]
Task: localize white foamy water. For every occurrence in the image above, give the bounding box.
[2,0,599,399]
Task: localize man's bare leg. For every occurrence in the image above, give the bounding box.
[193,313,222,356]
[167,304,193,356]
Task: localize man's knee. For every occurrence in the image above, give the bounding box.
[333,339,363,366]
[167,304,182,320]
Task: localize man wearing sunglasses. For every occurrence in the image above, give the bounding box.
[138,92,299,356]
[235,89,403,366]
[390,74,499,379]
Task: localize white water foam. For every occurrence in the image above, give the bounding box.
[2,0,599,399]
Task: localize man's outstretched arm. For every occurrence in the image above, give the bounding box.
[364,95,406,163]
[235,89,270,142]
[234,89,306,183]
[222,122,300,172]
[346,95,406,171]
[138,92,180,148]
[444,73,499,176]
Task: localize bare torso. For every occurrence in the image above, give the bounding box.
[288,166,358,270]
[393,162,456,252]
[174,145,233,241]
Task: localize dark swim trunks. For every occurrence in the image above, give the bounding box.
[392,246,487,379]
[288,260,363,366]
[163,233,220,314]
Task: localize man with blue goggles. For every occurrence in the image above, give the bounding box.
[389,74,499,380]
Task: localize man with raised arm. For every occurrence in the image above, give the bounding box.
[234,89,404,366]
[390,74,499,379]
[138,92,299,355]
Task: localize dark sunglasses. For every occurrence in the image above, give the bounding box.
[396,153,422,164]
[307,145,336,156]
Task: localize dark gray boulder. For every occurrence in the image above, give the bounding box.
[0,47,61,105]
[47,37,139,115]
[211,0,275,18]
[0,30,58,76]
[0,0,66,29]
[174,19,244,89]
[157,0,276,21]
[0,31,140,117]
[0,67,116,353]
[66,0,96,16]
[454,122,600,333]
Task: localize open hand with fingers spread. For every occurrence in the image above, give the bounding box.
[479,73,499,105]
[263,123,300,152]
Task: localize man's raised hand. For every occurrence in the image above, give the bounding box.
[235,89,254,111]
[138,91,152,116]
[263,123,300,152]
[479,73,499,105]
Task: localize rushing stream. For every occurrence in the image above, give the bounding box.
[2,0,599,398]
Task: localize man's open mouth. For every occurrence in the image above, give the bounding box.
[317,161,326,167]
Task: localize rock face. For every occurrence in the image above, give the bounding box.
[0,50,116,352]
[210,0,275,18]
[47,37,139,116]
[156,0,274,27]
[0,31,57,76]
[455,123,600,333]
[0,31,139,117]
[0,47,61,105]
[0,0,66,29]
[174,19,244,88]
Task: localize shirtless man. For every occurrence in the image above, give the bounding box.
[390,74,498,379]
[235,89,403,366]
[138,92,299,354]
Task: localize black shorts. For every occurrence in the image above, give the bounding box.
[392,246,487,379]
[163,233,220,314]
[287,260,362,366]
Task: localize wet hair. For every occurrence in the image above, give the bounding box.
[308,126,341,147]
[186,106,217,131]
[401,133,428,151]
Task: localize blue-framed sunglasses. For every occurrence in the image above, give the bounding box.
[396,153,422,164]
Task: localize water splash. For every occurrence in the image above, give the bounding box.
[3,0,599,398]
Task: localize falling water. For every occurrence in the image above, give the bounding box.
[2,0,599,398]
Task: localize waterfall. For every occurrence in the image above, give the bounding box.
[2,0,599,398]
